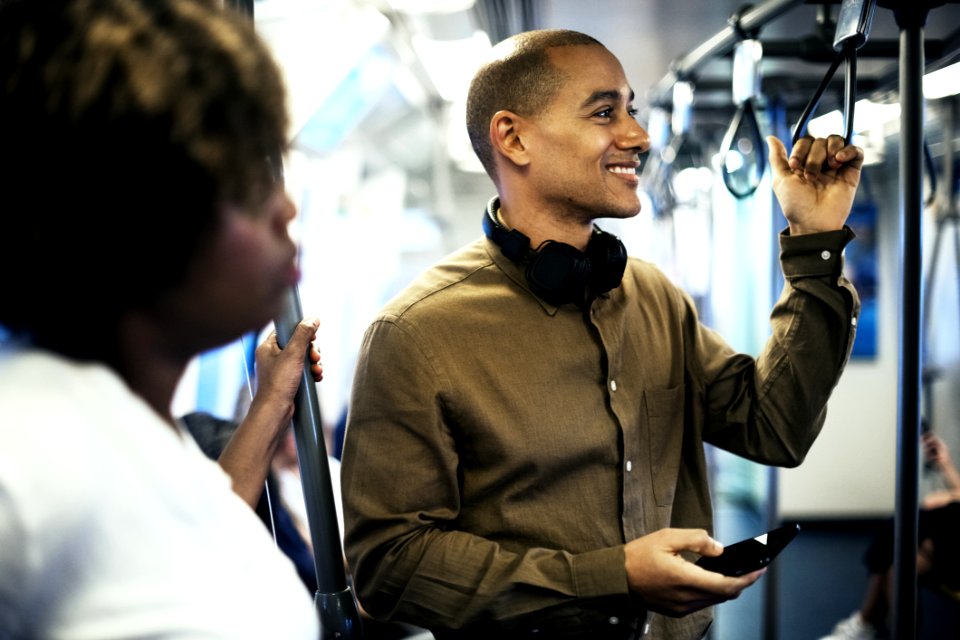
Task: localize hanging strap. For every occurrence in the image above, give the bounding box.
[790,44,859,145]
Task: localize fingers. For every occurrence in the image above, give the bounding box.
[309,341,324,382]
[624,528,763,617]
[797,135,830,175]
[290,317,324,381]
[729,568,766,591]
[825,134,847,169]
[695,566,766,599]
[310,360,324,382]
[672,528,723,558]
[788,134,863,176]
[766,135,790,177]
[288,317,320,350]
[836,140,865,170]
[254,317,321,376]
[921,432,945,462]
[275,318,319,360]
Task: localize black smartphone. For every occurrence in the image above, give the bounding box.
[695,523,800,577]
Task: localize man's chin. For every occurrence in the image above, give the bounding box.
[600,201,642,220]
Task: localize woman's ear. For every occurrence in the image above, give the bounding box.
[489,109,531,168]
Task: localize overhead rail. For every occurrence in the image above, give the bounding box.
[732,36,946,60]
[649,1,959,111]
[648,0,807,107]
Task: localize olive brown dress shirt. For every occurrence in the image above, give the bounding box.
[341,224,859,639]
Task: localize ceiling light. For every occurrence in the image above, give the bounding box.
[387,0,476,13]
[924,61,960,100]
[806,99,900,138]
[446,98,485,173]
[411,30,492,102]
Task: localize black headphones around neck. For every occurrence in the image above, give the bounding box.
[482,198,627,306]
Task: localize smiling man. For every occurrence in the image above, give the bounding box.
[341,29,864,640]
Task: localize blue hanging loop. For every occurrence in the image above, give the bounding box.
[652,81,698,217]
[721,99,767,198]
[721,30,766,199]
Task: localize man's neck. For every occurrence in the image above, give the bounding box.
[497,199,594,251]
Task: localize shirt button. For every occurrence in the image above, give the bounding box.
[610,379,618,392]
[851,316,858,326]
[626,460,633,472]
[820,250,831,260]
[608,616,620,626]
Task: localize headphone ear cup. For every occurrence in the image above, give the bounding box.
[526,241,591,305]
[586,231,628,294]
[483,204,626,305]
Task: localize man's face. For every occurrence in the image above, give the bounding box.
[523,45,650,223]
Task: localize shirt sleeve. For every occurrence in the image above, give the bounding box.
[340,317,631,631]
[699,226,860,465]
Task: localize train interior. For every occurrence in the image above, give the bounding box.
[157,0,960,638]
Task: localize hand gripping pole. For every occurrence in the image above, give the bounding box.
[275,286,363,639]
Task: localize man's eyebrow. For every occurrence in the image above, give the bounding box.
[581,89,636,108]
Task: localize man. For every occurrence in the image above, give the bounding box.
[341,29,862,639]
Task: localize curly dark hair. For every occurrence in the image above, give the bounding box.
[465,29,602,181]
[0,0,289,359]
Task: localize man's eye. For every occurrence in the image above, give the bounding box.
[595,108,612,118]
[627,108,639,119]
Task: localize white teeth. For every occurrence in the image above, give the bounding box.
[607,166,636,175]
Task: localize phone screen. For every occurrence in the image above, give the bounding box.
[695,523,801,576]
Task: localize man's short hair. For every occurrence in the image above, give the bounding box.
[465,29,603,181]
[0,0,288,358]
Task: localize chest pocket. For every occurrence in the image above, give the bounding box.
[644,386,684,507]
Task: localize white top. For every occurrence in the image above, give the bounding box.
[0,346,320,639]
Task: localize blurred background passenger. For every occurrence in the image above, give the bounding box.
[820,431,960,640]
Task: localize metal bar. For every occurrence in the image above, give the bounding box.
[888,4,928,638]
[275,286,363,639]
[731,37,944,60]
[764,96,789,640]
[673,74,881,91]
[240,0,362,632]
[648,0,808,105]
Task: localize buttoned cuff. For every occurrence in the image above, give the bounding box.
[779,225,856,280]
[572,545,630,597]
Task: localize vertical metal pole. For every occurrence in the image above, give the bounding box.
[890,4,928,639]
[762,465,780,640]
[235,0,362,629]
[276,286,363,639]
[764,97,788,640]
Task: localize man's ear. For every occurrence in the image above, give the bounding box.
[490,109,531,168]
